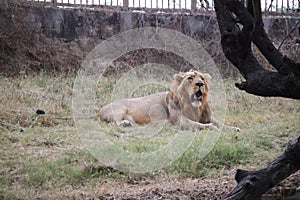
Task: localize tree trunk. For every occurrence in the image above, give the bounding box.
[214,0,300,199]
[214,0,300,99]
[223,137,300,200]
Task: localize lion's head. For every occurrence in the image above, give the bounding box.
[171,70,211,108]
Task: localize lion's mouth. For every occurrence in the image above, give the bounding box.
[191,90,203,107]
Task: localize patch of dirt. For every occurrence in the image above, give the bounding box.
[34,170,300,200]
[35,171,236,200]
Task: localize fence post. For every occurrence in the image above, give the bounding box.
[52,0,57,7]
[191,0,196,12]
[123,0,129,10]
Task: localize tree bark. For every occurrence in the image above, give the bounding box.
[228,1,300,77]
[214,0,300,199]
[214,0,300,99]
[222,136,300,200]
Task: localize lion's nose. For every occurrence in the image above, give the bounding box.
[196,82,204,87]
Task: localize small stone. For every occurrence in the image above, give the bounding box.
[36,109,46,115]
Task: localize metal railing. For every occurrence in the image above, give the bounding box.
[28,0,300,14]
[28,0,213,10]
[263,0,300,13]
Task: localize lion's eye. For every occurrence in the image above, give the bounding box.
[188,77,193,80]
[201,77,204,81]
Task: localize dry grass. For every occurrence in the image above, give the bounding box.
[0,73,299,199]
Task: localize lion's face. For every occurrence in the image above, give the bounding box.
[172,70,211,108]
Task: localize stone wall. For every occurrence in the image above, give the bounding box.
[0,1,299,76]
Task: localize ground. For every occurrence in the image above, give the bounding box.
[0,2,299,199]
[0,74,299,200]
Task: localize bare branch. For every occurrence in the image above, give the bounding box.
[222,137,300,200]
[227,0,300,77]
[252,0,263,30]
[214,0,300,99]
[278,21,300,50]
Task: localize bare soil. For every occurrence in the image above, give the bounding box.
[24,170,300,199]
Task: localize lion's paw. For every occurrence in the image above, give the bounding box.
[120,120,133,127]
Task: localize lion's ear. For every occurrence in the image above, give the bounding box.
[173,73,185,82]
[203,73,212,83]
[171,73,185,93]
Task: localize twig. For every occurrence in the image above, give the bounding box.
[278,20,300,50]
[267,0,274,12]
[29,115,40,128]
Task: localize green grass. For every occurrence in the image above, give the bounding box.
[22,151,119,188]
[0,74,299,199]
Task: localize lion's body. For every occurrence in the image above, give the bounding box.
[99,70,239,131]
[99,92,169,126]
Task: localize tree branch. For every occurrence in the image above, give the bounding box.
[235,71,300,99]
[222,137,300,200]
[228,0,300,77]
[214,1,300,199]
[214,0,300,99]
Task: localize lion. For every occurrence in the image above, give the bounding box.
[99,70,239,131]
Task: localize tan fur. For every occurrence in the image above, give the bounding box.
[99,70,239,131]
